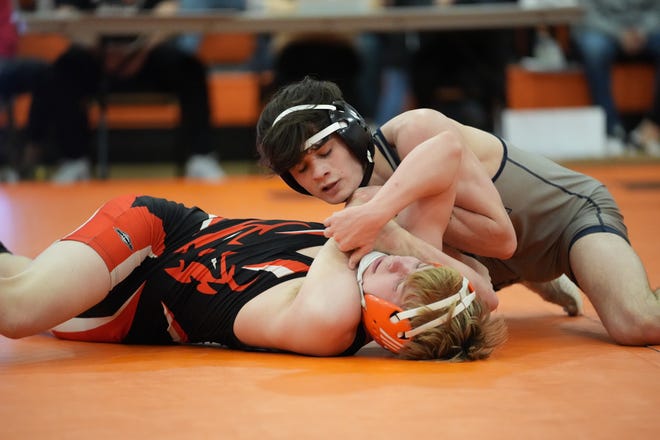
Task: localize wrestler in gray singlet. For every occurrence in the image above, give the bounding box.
[476,141,628,289]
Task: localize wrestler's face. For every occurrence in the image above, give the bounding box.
[361,255,430,305]
[289,136,364,204]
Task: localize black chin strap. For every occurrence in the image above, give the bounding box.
[358,152,374,189]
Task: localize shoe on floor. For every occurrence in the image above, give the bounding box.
[0,166,19,183]
[523,274,584,316]
[606,135,627,157]
[605,124,631,157]
[629,123,660,157]
[185,154,226,181]
[51,158,92,183]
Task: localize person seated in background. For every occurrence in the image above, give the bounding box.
[0,0,48,182]
[571,0,660,155]
[357,0,423,126]
[0,194,506,361]
[409,0,516,132]
[25,0,225,182]
[257,0,364,114]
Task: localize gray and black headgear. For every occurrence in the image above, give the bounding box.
[271,100,374,195]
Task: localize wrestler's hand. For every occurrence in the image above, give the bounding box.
[323,202,391,268]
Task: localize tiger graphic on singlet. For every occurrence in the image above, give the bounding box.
[51,195,328,350]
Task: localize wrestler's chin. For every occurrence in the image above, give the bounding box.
[317,183,351,205]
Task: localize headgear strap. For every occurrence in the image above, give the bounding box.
[272,104,337,127]
[273,104,352,150]
[304,121,349,150]
[356,252,476,351]
[271,101,374,196]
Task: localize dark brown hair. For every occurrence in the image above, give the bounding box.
[256,77,345,174]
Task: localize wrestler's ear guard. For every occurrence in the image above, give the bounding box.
[272,101,374,196]
[357,253,476,354]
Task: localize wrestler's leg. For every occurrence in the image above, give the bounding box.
[0,241,110,339]
[570,232,660,345]
[0,252,31,277]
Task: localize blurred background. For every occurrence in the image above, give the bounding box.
[1,0,658,182]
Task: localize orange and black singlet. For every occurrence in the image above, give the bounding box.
[51,195,344,351]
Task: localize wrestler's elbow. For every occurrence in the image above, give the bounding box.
[490,227,517,259]
[500,235,517,259]
[301,311,359,357]
[308,325,358,356]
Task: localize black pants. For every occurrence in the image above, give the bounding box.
[27,42,212,162]
[410,30,514,132]
[267,38,363,112]
[0,58,49,165]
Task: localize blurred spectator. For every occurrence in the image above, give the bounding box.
[176,0,247,55]
[176,0,272,75]
[26,0,225,182]
[260,1,364,112]
[357,0,423,126]
[572,0,660,154]
[409,0,516,132]
[0,0,48,182]
[633,75,660,155]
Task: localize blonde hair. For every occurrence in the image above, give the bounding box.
[397,266,507,361]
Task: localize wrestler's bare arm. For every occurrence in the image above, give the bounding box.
[324,112,463,262]
[339,188,497,309]
[373,220,498,311]
[383,110,516,259]
[234,239,362,356]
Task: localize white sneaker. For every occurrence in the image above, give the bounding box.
[605,135,627,157]
[51,158,92,183]
[523,274,584,316]
[645,140,660,157]
[0,166,19,183]
[185,154,226,181]
[629,127,660,157]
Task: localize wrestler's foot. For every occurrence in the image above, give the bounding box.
[523,274,583,316]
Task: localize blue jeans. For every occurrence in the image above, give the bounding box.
[572,29,660,135]
[0,57,48,99]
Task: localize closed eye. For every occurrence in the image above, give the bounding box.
[395,263,427,295]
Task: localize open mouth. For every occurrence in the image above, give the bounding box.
[322,181,338,193]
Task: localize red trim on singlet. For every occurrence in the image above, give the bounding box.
[62,195,166,273]
[51,283,145,342]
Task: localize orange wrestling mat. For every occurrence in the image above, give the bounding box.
[1,163,659,439]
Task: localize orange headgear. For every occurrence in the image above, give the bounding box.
[356,252,476,354]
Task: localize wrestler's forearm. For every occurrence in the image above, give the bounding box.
[444,206,516,259]
[374,222,498,310]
